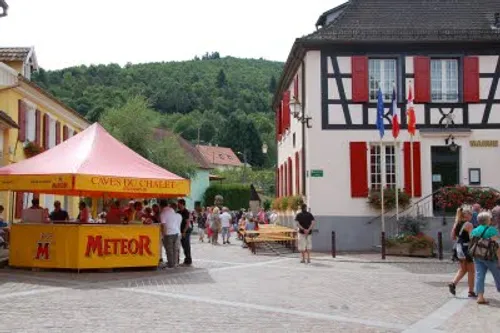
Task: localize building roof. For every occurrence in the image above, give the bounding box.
[273,0,500,109]
[0,47,31,62]
[195,144,243,167]
[153,128,212,170]
[304,0,500,43]
[0,110,18,128]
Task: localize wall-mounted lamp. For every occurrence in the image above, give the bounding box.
[289,98,312,128]
[445,134,458,152]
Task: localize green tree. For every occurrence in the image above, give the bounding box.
[99,96,196,178]
[268,75,277,93]
[216,69,227,89]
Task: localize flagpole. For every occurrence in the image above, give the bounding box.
[395,139,399,221]
[380,140,386,259]
[410,134,414,199]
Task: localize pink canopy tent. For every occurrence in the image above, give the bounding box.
[0,123,190,198]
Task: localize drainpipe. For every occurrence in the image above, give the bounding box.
[301,59,307,198]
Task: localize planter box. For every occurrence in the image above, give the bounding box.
[386,243,434,257]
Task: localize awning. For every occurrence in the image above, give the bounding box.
[0,123,190,198]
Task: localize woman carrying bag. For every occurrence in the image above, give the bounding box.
[469,211,500,305]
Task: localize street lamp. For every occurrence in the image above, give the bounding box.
[0,0,8,18]
[238,144,268,183]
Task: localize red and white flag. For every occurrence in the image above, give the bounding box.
[407,85,416,136]
[391,86,399,138]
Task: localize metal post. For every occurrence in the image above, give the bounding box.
[243,150,247,183]
[381,231,386,260]
[331,231,336,258]
[437,232,443,260]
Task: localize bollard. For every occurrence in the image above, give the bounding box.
[381,231,386,260]
[437,232,443,260]
[331,231,336,258]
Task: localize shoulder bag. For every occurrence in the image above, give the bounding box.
[469,226,499,261]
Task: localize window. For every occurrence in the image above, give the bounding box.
[23,193,34,209]
[25,102,36,142]
[369,59,397,101]
[293,133,296,148]
[49,118,56,148]
[431,59,458,102]
[369,144,396,190]
[68,127,75,138]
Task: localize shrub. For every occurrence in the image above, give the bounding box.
[368,188,411,210]
[289,196,304,211]
[203,183,251,210]
[433,186,500,211]
[263,199,272,211]
[272,197,282,210]
[280,196,289,211]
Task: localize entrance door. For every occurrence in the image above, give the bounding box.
[431,146,460,211]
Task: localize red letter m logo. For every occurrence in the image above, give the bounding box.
[35,243,50,260]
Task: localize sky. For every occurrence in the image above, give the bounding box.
[0,0,343,70]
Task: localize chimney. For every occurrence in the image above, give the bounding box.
[494,12,500,28]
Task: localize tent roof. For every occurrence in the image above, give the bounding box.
[0,123,189,197]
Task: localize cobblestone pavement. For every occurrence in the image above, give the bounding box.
[0,235,498,332]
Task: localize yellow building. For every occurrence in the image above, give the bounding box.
[0,47,90,221]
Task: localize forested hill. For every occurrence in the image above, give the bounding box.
[32,54,283,167]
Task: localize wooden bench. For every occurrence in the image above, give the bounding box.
[242,227,297,254]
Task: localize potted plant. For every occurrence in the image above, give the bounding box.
[385,215,435,257]
[434,186,500,212]
[23,141,44,157]
[368,188,411,210]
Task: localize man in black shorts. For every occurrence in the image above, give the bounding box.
[295,204,315,264]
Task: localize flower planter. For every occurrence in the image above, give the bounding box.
[386,243,434,257]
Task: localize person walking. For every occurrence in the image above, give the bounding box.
[220,207,232,244]
[470,211,500,305]
[295,204,315,264]
[210,207,222,245]
[198,207,207,242]
[160,200,180,268]
[178,199,192,266]
[491,199,500,229]
[448,206,476,297]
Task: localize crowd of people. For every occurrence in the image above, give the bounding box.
[448,202,500,305]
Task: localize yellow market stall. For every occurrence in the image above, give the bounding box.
[0,123,190,270]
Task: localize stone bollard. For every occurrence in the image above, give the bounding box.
[331,231,336,258]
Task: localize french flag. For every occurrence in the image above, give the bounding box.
[390,86,399,138]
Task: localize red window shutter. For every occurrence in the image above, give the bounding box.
[283,91,291,131]
[284,162,288,196]
[15,192,24,219]
[55,121,61,144]
[276,167,279,197]
[404,142,422,197]
[351,56,369,102]
[288,157,293,196]
[43,114,50,150]
[63,125,69,141]
[295,152,300,195]
[18,100,26,142]
[463,56,480,103]
[293,74,299,100]
[280,165,284,197]
[349,142,368,197]
[414,57,431,103]
[35,109,41,145]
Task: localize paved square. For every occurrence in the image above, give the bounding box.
[0,237,498,332]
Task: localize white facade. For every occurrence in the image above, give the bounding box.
[276,50,500,251]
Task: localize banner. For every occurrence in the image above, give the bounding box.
[75,175,190,196]
[9,224,161,269]
[0,175,73,191]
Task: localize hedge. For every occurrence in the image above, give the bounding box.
[203,183,251,210]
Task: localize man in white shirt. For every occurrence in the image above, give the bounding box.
[220,207,233,245]
[160,200,181,268]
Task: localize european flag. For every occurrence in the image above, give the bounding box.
[376,88,385,138]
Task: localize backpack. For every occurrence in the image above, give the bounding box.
[469,226,499,261]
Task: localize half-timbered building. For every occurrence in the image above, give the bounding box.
[274,0,500,251]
